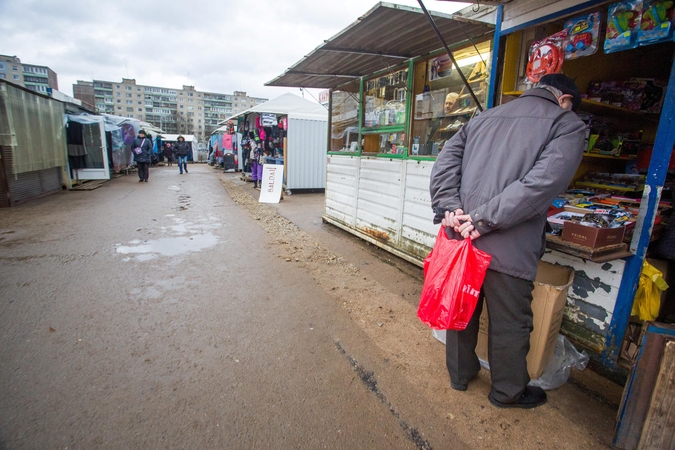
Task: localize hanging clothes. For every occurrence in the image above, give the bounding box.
[222,134,233,151]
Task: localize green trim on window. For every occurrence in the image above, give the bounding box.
[408,155,438,161]
[328,152,360,156]
[360,126,406,134]
[357,77,364,156]
[358,153,407,159]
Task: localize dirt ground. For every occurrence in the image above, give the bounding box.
[219,171,623,449]
[0,164,623,449]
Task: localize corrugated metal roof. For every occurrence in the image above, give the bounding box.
[266,2,494,89]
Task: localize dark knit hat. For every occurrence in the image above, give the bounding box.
[539,74,582,112]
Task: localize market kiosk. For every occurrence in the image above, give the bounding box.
[485,1,675,446]
[487,0,675,372]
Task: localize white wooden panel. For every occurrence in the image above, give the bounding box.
[542,250,625,336]
[355,158,403,244]
[325,155,358,226]
[401,160,437,255]
[287,118,327,189]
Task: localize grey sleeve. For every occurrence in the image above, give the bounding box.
[429,124,468,221]
[470,119,586,236]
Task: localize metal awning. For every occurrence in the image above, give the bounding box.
[265,2,494,89]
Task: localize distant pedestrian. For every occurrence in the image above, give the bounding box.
[251,141,263,189]
[164,143,174,167]
[174,136,191,174]
[132,129,153,182]
[255,149,270,190]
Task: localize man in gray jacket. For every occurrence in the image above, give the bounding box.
[429,74,586,409]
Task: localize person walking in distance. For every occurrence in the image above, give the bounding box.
[164,142,174,167]
[175,135,191,174]
[132,129,153,182]
[429,74,586,409]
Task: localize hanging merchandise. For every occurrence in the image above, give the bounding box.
[564,12,601,59]
[631,260,669,321]
[637,0,675,45]
[261,113,278,127]
[526,30,567,83]
[605,1,644,53]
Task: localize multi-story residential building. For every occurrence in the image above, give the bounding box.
[73,79,267,140]
[0,55,58,94]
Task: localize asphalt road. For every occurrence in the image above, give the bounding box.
[0,164,620,449]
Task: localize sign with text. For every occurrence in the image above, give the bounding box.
[258,164,284,203]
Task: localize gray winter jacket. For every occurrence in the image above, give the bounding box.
[429,88,586,280]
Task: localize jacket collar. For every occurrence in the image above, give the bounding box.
[520,87,561,108]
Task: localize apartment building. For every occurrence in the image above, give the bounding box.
[73,78,267,139]
[0,54,58,94]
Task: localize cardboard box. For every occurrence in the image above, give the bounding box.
[562,221,626,248]
[475,261,574,379]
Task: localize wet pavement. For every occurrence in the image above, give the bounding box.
[0,164,622,449]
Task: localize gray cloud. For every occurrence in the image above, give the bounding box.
[0,0,468,100]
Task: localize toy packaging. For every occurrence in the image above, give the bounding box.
[605,1,644,53]
[564,12,601,59]
[526,30,567,83]
[637,0,675,45]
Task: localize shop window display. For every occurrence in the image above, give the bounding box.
[330,81,360,152]
[363,68,408,129]
[362,132,407,155]
[411,41,490,156]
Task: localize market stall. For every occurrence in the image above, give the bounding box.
[488,0,675,373]
[159,134,198,162]
[267,0,675,381]
[65,114,112,182]
[218,92,328,192]
[101,114,142,172]
[266,2,493,258]
[0,80,67,206]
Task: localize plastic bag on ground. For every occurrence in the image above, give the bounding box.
[528,335,589,390]
[431,331,589,390]
[417,228,491,330]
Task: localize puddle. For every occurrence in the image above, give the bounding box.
[116,232,219,259]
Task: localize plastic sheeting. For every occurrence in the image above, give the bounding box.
[101,114,141,171]
[0,82,68,175]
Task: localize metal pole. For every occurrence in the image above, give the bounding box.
[416,0,484,112]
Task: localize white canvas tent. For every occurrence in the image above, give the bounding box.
[217,92,327,125]
[214,93,328,190]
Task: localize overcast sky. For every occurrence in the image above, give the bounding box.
[0,0,469,101]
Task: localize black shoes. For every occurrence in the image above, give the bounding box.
[488,386,547,409]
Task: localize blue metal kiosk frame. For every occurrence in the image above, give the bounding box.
[487,1,675,370]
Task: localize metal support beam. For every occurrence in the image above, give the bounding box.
[286,71,360,79]
[601,53,675,366]
[320,48,411,60]
[416,0,484,112]
[487,4,503,109]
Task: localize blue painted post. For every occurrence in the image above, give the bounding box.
[486,4,503,110]
[601,55,675,366]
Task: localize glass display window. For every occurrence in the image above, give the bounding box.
[362,132,407,155]
[363,68,408,128]
[410,40,491,156]
[330,80,360,152]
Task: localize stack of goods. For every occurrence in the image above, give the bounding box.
[585,79,666,113]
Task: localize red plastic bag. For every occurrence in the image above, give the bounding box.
[417,228,492,330]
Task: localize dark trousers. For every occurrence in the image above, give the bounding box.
[137,162,149,181]
[446,269,534,403]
